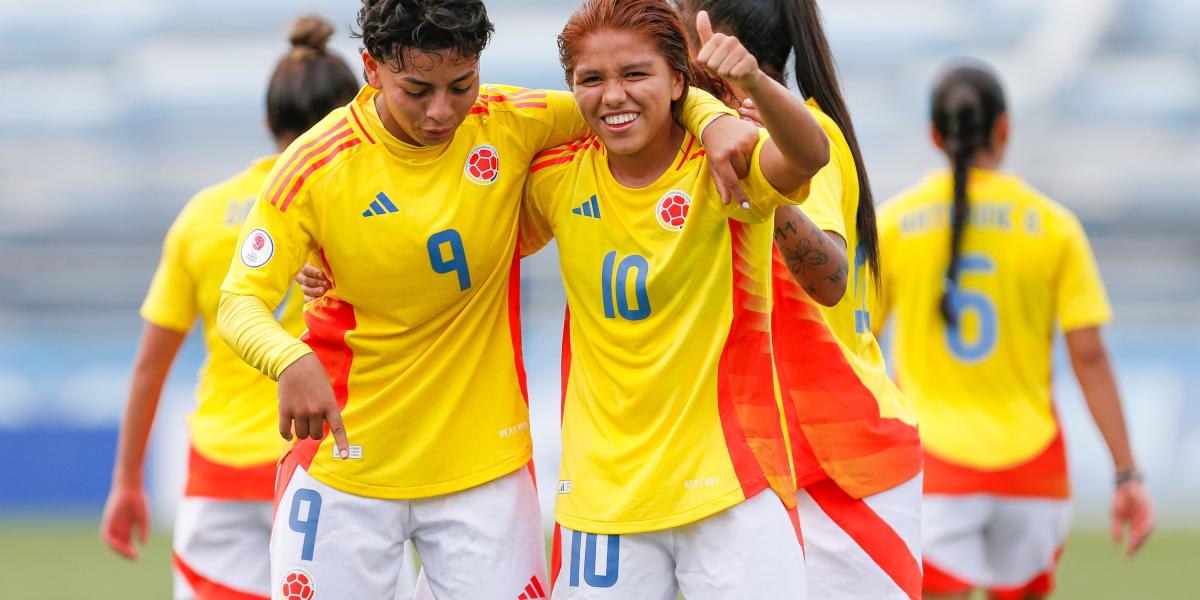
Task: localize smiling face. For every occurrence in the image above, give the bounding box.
[363,48,481,147]
[570,29,684,158]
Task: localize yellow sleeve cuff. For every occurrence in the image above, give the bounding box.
[217,292,312,380]
[681,87,737,138]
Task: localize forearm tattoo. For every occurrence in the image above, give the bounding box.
[775,207,830,280]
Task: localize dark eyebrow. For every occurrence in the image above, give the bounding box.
[622,62,654,71]
[401,69,478,87]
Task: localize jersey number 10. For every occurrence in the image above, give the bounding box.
[601,251,651,321]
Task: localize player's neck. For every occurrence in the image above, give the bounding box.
[606,124,685,189]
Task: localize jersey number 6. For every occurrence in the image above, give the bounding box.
[427,229,472,291]
[944,253,998,362]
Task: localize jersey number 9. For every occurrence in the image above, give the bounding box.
[427,229,472,291]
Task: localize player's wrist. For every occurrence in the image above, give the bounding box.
[1115,466,1143,488]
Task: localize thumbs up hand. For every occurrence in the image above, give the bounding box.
[694,10,764,95]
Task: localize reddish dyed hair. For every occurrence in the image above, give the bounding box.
[557,0,730,121]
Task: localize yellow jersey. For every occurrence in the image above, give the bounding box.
[141,156,303,499]
[220,85,731,500]
[877,169,1110,494]
[773,103,921,499]
[520,130,802,534]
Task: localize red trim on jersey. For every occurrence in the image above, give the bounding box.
[532,136,598,171]
[559,308,571,424]
[348,104,376,145]
[689,149,706,161]
[989,547,1063,599]
[921,559,973,595]
[183,446,274,501]
[806,478,922,600]
[511,102,549,109]
[530,155,573,174]
[265,119,349,206]
[173,552,268,600]
[274,298,357,515]
[549,523,564,593]
[675,133,695,170]
[923,429,1069,498]
[469,105,490,116]
[278,137,362,212]
[715,220,791,503]
[508,249,530,405]
[771,250,923,498]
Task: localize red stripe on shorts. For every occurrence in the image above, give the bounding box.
[921,558,973,595]
[988,546,1064,600]
[549,523,564,593]
[173,552,268,600]
[806,478,922,600]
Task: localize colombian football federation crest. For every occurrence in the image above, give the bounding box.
[464,144,500,185]
[240,228,274,268]
[280,568,315,600]
[656,190,691,231]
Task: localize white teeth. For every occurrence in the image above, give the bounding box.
[603,113,639,126]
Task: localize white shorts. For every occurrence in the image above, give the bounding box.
[272,465,547,600]
[173,497,273,599]
[551,490,807,599]
[796,474,923,600]
[922,494,1071,597]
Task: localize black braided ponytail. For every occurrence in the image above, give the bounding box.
[930,61,1006,323]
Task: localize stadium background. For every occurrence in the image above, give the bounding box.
[0,0,1196,597]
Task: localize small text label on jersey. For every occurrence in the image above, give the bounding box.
[557,480,572,495]
[464,144,500,185]
[683,477,719,489]
[655,190,691,231]
[240,228,274,268]
[571,195,602,219]
[499,422,529,438]
[361,191,399,218]
[331,444,363,460]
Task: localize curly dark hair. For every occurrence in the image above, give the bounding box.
[354,0,494,69]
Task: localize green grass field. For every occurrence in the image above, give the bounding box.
[2,519,1194,599]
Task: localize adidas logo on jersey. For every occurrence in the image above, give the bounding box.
[516,575,546,599]
[571,195,601,219]
[362,192,399,217]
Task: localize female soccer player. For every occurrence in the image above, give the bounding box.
[217,1,749,597]
[876,60,1154,599]
[518,1,828,596]
[99,16,358,600]
[676,2,926,598]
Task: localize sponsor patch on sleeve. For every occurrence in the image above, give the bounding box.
[240,228,274,268]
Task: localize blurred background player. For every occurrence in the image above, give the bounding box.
[519,1,829,596]
[98,15,358,600]
[674,1,925,598]
[218,1,741,597]
[875,60,1155,599]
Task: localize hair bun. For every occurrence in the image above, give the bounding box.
[290,15,335,54]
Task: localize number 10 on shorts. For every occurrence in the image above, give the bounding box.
[568,530,620,588]
[289,489,323,561]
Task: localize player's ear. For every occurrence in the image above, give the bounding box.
[363,50,382,89]
[993,112,1011,147]
[930,126,945,151]
[671,70,685,102]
